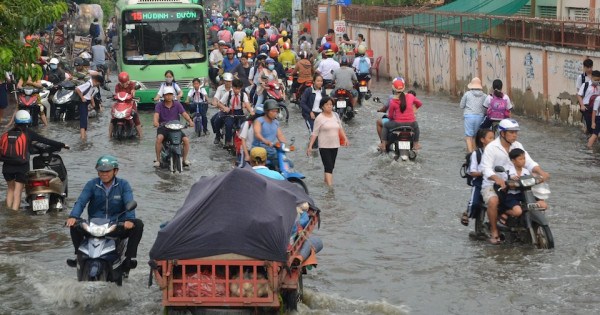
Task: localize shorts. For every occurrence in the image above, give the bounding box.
[157,126,187,139]
[464,114,484,137]
[0,83,8,109]
[481,185,498,205]
[382,117,389,125]
[2,163,29,183]
[504,193,523,209]
[319,148,338,174]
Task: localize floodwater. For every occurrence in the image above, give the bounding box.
[1,78,599,315]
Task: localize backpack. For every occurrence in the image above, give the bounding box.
[487,93,509,120]
[460,148,482,186]
[0,129,29,164]
[358,56,370,74]
[226,90,247,110]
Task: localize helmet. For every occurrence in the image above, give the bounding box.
[257,53,268,60]
[218,40,226,46]
[245,29,252,36]
[323,42,331,51]
[260,44,270,54]
[282,42,290,50]
[15,110,31,124]
[237,24,243,31]
[74,57,84,66]
[226,48,235,54]
[222,72,234,81]
[49,58,59,65]
[83,59,90,66]
[498,119,520,131]
[265,23,270,28]
[269,34,278,43]
[269,47,279,58]
[298,51,307,59]
[163,86,176,95]
[325,49,334,57]
[392,77,405,92]
[95,155,119,171]
[340,56,349,66]
[265,58,275,64]
[259,23,265,28]
[326,34,333,42]
[281,30,288,37]
[263,99,279,112]
[357,45,367,55]
[118,72,129,84]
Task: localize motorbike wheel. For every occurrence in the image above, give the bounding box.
[393,143,400,161]
[474,207,488,237]
[172,154,182,173]
[288,177,309,195]
[113,266,123,286]
[282,273,303,311]
[116,125,124,141]
[81,260,108,282]
[408,150,417,160]
[194,117,202,137]
[277,105,289,122]
[532,224,554,249]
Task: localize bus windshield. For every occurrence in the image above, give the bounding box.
[121,8,206,65]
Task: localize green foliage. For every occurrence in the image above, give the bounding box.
[76,0,116,25]
[0,0,67,81]
[262,0,292,25]
[352,0,427,5]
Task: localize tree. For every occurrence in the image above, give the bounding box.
[0,0,67,81]
[262,0,292,25]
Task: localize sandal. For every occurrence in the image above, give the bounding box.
[460,211,469,226]
[498,213,508,225]
[489,236,502,245]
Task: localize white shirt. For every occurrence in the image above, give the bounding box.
[576,72,591,90]
[480,137,538,188]
[76,80,97,100]
[311,87,323,113]
[157,82,182,97]
[187,88,208,103]
[468,148,483,174]
[317,58,340,80]
[239,120,254,148]
[507,165,531,194]
[233,31,246,48]
[593,96,600,115]
[213,84,232,104]
[321,36,328,45]
[578,81,599,105]
[209,49,223,68]
[482,93,513,110]
[219,90,249,110]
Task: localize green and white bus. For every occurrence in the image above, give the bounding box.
[116,0,208,104]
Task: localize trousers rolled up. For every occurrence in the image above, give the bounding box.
[382,120,420,142]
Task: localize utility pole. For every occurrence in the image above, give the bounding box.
[292,0,301,50]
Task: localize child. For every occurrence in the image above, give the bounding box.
[461,129,495,226]
[185,78,209,135]
[577,70,600,135]
[499,148,548,224]
[589,93,600,148]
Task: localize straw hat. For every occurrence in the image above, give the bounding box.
[467,77,482,89]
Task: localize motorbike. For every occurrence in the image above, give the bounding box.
[473,166,554,249]
[25,142,68,214]
[333,89,354,122]
[236,46,243,58]
[40,80,52,115]
[285,69,294,97]
[159,120,187,173]
[264,80,289,122]
[385,126,417,161]
[267,137,309,194]
[14,87,44,127]
[355,75,372,106]
[323,79,335,96]
[67,201,138,286]
[52,80,80,121]
[190,101,209,137]
[111,92,139,140]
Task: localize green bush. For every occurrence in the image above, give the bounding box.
[262,0,292,25]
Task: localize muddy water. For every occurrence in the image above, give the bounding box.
[0,79,599,315]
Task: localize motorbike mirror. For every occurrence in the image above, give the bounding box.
[135,83,141,90]
[125,201,137,211]
[494,166,506,173]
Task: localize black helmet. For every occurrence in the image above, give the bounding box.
[74,57,84,66]
[263,99,279,112]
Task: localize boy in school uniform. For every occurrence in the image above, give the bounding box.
[577,70,600,135]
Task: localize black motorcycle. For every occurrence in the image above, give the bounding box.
[52,81,80,121]
[355,75,372,106]
[159,121,186,173]
[386,126,417,161]
[333,89,354,122]
[473,166,553,249]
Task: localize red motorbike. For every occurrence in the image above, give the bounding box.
[16,87,44,126]
[111,92,139,140]
[264,81,289,122]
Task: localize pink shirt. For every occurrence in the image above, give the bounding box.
[312,113,341,148]
[388,93,422,123]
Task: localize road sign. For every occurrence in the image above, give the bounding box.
[334,20,346,36]
[337,0,351,6]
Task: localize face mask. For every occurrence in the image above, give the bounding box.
[268,65,275,70]
[50,64,58,70]
[165,77,173,83]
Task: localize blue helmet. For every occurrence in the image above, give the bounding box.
[260,44,270,54]
[265,58,275,64]
[323,42,331,50]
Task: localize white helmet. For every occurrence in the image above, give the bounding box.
[498,118,520,131]
[222,72,234,81]
[49,58,59,65]
[163,86,176,95]
[15,110,32,124]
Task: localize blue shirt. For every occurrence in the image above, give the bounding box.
[253,166,285,180]
[222,57,240,73]
[253,116,279,147]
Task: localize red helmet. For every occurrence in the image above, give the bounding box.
[392,77,405,92]
[265,23,270,28]
[282,42,290,50]
[269,34,278,42]
[118,72,129,84]
[269,46,279,58]
[226,48,235,54]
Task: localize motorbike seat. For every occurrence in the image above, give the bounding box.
[59,81,76,90]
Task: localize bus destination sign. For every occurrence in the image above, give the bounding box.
[128,10,198,21]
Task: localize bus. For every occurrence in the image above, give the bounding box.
[115,0,208,104]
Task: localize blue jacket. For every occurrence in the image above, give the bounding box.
[299,86,326,120]
[69,177,135,222]
[222,57,240,73]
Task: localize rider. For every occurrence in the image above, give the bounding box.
[65,155,143,273]
[291,51,315,98]
[110,72,143,138]
[250,147,285,180]
[253,99,287,168]
[222,48,240,74]
[380,78,423,151]
[277,30,291,49]
[479,119,549,244]
[11,72,48,127]
[45,58,67,120]
[211,73,234,144]
[241,28,258,54]
[316,49,340,87]
[153,86,194,167]
[331,56,358,107]
[269,47,286,79]
[278,42,296,70]
[352,45,372,95]
[1,110,68,210]
[216,78,254,150]
[91,38,111,82]
[185,78,209,136]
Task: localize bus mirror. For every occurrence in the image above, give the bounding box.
[135,83,141,90]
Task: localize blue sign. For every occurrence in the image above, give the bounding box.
[337,0,351,6]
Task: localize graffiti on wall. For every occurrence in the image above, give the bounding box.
[461,43,478,79]
[563,59,582,80]
[388,32,404,78]
[524,52,534,79]
[407,36,426,88]
[429,38,450,89]
[481,44,506,86]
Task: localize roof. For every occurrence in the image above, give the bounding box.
[381,0,530,34]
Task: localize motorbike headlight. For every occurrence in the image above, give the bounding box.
[114,110,127,119]
[84,222,114,237]
[521,177,536,187]
[166,123,185,130]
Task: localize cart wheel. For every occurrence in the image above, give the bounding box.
[282,273,303,311]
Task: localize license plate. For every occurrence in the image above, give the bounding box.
[337,101,347,108]
[326,89,333,95]
[398,141,411,150]
[237,53,242,58]
[359,86,368,92]
[287,80,292,86]
[33,198,49,211]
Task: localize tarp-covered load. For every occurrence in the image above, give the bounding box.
[149,167,314,262]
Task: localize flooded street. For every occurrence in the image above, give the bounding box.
[1,79,599,315]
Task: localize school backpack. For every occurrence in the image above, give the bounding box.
[487,93,509,120]
[459,148,482,186]
[358,56,370,74]
[0,129,29,164]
